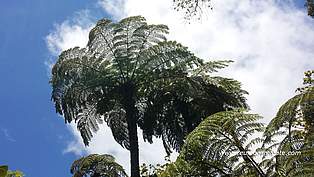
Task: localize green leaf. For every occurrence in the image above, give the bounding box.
[0,166,8,177]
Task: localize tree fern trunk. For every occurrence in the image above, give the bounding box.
[122,83,140,177]
[127,112,140,177]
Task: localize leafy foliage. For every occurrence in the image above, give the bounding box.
[0,166,7,177]
[140,163,164,177]
[161,109,265,176]
[173,0,212,20]
[140,156,180,177]
[161,71,314,177]
[173,0,314,20]
[0,166,23,177]
[306,0,314,17]
[262,70,314,177]
[71,154,128,177]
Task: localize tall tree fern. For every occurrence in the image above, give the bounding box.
[51,16,247,177]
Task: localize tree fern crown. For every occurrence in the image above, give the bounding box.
[51,16,248,153]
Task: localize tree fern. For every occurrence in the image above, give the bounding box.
[51,16,247,176]
[262,70,314,177]
[71,154,128,177]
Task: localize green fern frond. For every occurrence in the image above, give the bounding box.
[163,109,265,176]
[71,154,128,177]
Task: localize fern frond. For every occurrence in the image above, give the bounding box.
[167,109,265,176]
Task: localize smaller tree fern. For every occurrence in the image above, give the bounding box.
[161,109,265,177]
[261,70,314,177]
[71,154,128,177]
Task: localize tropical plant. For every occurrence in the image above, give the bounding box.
[159,71,314,177]
[0,166,23,177]
[161,109,266,177]
[71,154,127,177]
[262,70,314,177]
[140,156,172,177]
[140,163,161,177]
[51,16,247,176]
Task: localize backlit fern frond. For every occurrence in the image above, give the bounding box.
[162,109,265,176]
[261,70,314,177]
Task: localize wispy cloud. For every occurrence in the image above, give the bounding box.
[45,10,93,56]
[45,10,94,75]
[98,0,127,20]
[45,0,314,173]
[1,128,16,142]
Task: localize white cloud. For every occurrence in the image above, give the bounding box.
[46,0,314,174]
[46,10,94,56]
[1,128,16,142]
[98,0,127,20]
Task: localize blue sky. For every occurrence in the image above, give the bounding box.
[0,1,108,176]
[0,0,313,177]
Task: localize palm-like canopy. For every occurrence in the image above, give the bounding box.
[71,154,128,177]
[51,16,247,176]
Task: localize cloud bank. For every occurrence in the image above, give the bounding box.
[46,0,314,173]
